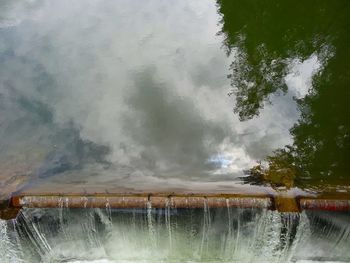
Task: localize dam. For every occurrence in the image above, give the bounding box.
[0,0,349,262]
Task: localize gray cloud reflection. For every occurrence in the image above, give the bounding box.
[0,0,323,187]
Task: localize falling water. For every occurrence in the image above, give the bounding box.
[1,200,350,263]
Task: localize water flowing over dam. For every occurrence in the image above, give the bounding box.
[0,0,350,261]
[1,202,350,263]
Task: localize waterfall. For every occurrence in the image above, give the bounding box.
[0,219,23,263]
[0,199,349,262]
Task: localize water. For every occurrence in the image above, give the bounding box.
[1,205,349,262]
[0,0,349,193]
[1,0,350,262]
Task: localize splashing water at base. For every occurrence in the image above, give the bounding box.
[1,206,349,263]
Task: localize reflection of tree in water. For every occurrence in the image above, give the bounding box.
[217,0,350,188]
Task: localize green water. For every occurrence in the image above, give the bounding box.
[218,0,350,188]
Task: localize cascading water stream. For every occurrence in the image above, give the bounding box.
[0,198,349,262]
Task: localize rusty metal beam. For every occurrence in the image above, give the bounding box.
[0,192,349,220]
[9,194,350,211]
[300,198,350,212]
[10,195,272,210]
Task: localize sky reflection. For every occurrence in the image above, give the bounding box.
[0,0,347,192]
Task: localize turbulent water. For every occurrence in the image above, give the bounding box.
[1,205,349,262]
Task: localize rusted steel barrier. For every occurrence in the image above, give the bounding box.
[11,195,149,209]
[10,195,272,210]
[10,194,350,212]
[0,193,348,220]
[300,198,350,212]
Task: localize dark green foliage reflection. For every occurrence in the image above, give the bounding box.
[217,0,350,187]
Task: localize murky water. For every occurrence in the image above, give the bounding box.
[1,206,350,262]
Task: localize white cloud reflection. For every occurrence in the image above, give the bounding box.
[0,0,328,185]
[285,54,323,99]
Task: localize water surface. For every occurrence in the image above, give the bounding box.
[0,0,349,194]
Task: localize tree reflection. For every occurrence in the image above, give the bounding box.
[217,0,350,188]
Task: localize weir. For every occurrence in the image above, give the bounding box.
[1,184,349,262]
[1,0,350,261]
[1,203,349,262]
[1,190,350,219]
